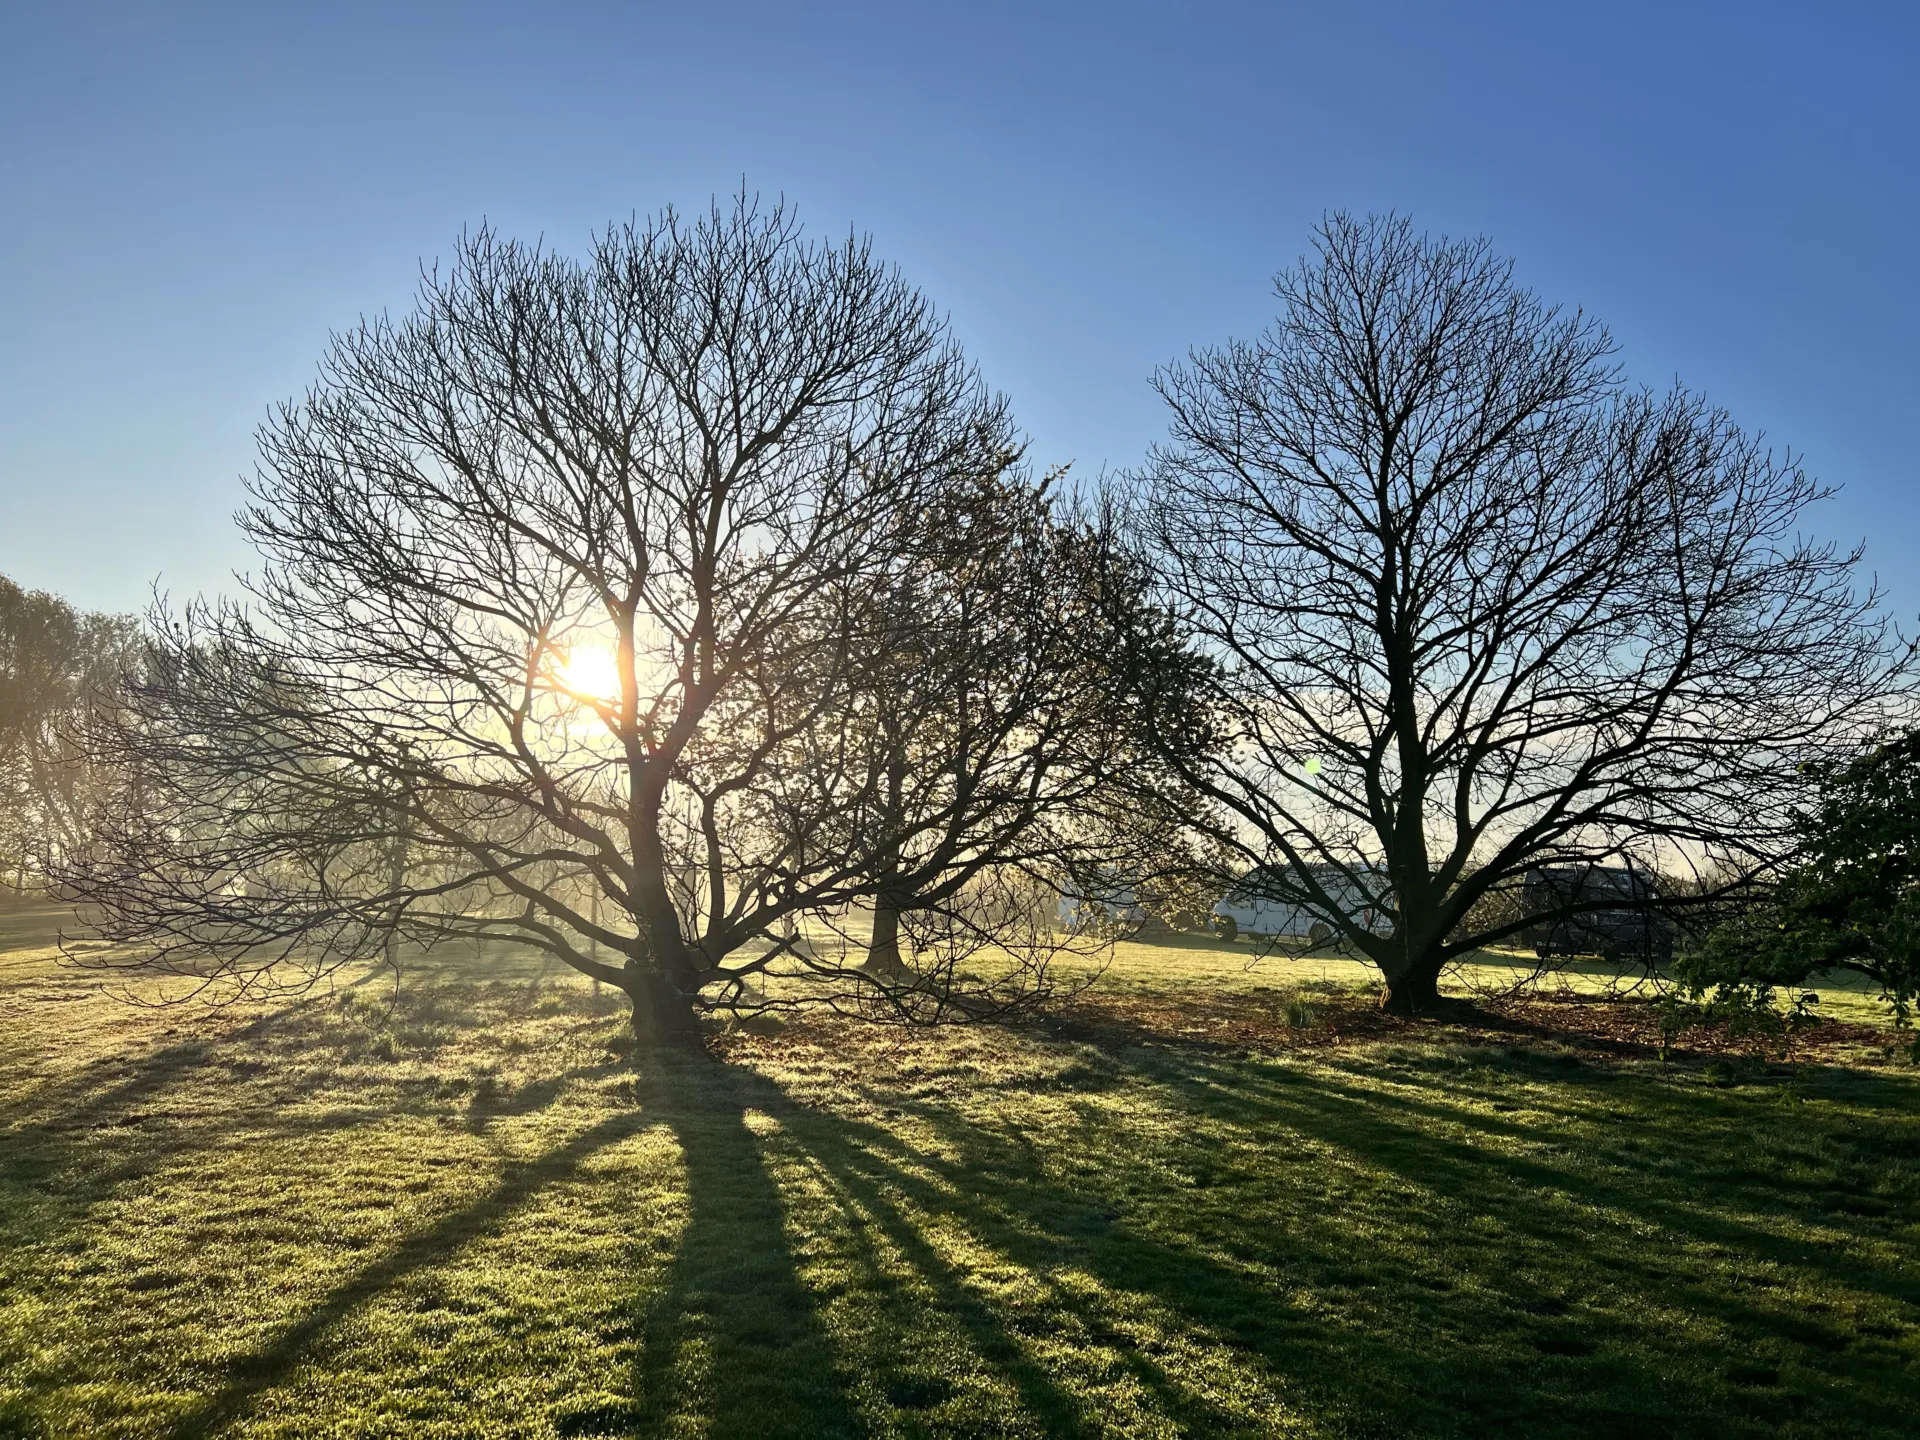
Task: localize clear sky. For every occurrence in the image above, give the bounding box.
[2,1,1914,618]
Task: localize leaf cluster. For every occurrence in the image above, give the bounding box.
[1680,730,1920,1024]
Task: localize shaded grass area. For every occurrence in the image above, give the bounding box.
[1,906,1917,1437]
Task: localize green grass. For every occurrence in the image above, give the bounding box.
[1103,927,1904,1029]
[2,907,1917,1438]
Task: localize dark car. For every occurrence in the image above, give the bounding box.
[1520,864,1674,963]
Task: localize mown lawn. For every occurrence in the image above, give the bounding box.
[2,907,1917,1438]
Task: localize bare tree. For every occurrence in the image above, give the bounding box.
[60,198,1078,1045]
[809,470,1216,1009]
[1135,213,1909,1013]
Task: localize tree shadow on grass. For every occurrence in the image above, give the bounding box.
[2,956,882,1438]
[0,986,608,1222]
[9,1046,873,1439]
[161,1109,651,1439]
[750,1040,1920,1440]
[1179,1049,1920,1313]
[0,1004,329,1258]
[715,1069,1099,1437]
[617,1058,869,1440]
[765,1084,1403,1437]
[11,936,1918,1439]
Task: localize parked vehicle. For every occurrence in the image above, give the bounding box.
[1214,863,1392,941]
[1520,865,1674,963]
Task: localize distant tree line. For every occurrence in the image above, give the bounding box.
[21,196,1911,1043]
[0,576,137,899]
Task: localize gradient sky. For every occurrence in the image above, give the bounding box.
[2,1,1914,618]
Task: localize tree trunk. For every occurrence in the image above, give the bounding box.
[624,964,706,1053]
[620,801,707,1052]
[627,790,706,990]
[1379,960,1445,1015]
[864,897,914,983]
[383,801,410,972]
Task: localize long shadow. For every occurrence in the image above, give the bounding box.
[1167,1049,1920,1310]
[625,1058,867,1440]
[0,996,435,1228]
[761,1043,1920,1439]
[1,970,619,1170]
[12,920,1918,1438]
[0,954,442,1143]
[0,1002,293,1134]
[7,941,866,1434]
[729,1065,1098,1436]
[1,970,658,1434]
[0,1004,329,1269]
[772,1090,1514,1438]
[131,1050,870,1438]
[164,1108,650,1439]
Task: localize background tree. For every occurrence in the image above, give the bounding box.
[1681,729,1920,1025]
[1135,213,1909,1013]
[0,576,138,896]
[60,198,1091,1045]
[810,469,1216,1012]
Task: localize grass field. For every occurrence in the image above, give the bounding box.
[2,907,1918,1438]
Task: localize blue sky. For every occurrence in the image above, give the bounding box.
[2,0,1914,617]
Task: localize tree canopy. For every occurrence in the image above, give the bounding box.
[1133,213,1908,1011]
[35,204,1915,1036]
[56,199,1192,1043]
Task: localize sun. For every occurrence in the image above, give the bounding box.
[557,644,622,702]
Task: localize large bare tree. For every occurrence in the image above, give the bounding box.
[61,198,1111,1044]
[1136,213,1909,1012]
